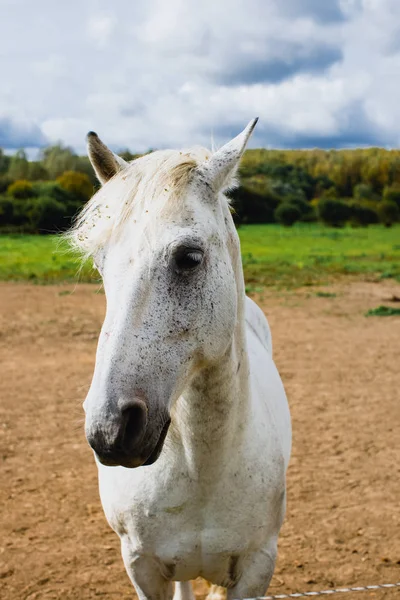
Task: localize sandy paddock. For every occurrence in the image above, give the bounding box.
[0,281,399,600]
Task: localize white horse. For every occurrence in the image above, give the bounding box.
[69,119,291,600]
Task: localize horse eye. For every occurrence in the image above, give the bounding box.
[174,248,204,273]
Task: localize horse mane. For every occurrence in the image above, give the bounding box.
[67,146,211,260]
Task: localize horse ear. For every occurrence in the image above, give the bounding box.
[86,131,128,185]
[199,118,258,192]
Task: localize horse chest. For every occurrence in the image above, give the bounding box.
[113,490,262,583]
[99,451,283,583]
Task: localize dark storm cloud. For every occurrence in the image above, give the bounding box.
[259,102,387,149]
[215,45,342,86]
[277,129,384,150]
[279,0,346,23]
[0,118,48,149]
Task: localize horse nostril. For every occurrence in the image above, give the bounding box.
[121,400,148,450]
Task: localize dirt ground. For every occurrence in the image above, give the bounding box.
[0,280,399,600]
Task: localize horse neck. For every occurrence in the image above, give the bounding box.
[169,237,249,476]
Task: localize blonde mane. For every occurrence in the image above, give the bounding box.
[68,146,211,260]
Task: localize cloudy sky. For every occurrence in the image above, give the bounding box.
[1,0,400,154]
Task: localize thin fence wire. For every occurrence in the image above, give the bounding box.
[242,582,400,600]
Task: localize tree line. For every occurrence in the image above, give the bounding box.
[0,144,399,233]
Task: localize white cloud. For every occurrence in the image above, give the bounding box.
[87,13,117,47]
[32,55,66,76]
[0,0,399,152]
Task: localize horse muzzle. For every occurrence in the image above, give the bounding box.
[85,398,171,468]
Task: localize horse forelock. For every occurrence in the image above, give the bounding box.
[67,146,211,260]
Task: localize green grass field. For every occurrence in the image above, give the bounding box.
[0,224,399,288]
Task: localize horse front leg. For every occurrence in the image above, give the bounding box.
[173,581,195,600]
[227,545,277,600]
[121,541,174,600]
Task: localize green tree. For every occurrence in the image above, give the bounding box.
[40,144,79,179]
[56,171,93,203]
[0,175,14,194]
[230,176,281,224]
[318,198,351,227]
[27,161,49,181]
[7,150,29,180]
[378,201,400,227]
[354,183,375,201]
[74,155,98,184]
[349,202,379,226]
[33,181,72,203]
[0,197,13,226]
[323,186,339,199]
[28,197,68,232]
[7,180,36,199]
[8,199,33,227]
[0,149,11,175]
[274,203,302,226]
[383,184,400,209]
[283,196,315,221]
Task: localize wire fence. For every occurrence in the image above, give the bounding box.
[242,582,400,600]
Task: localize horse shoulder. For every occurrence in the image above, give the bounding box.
[244,296,291,471]
[245,295,273,356]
